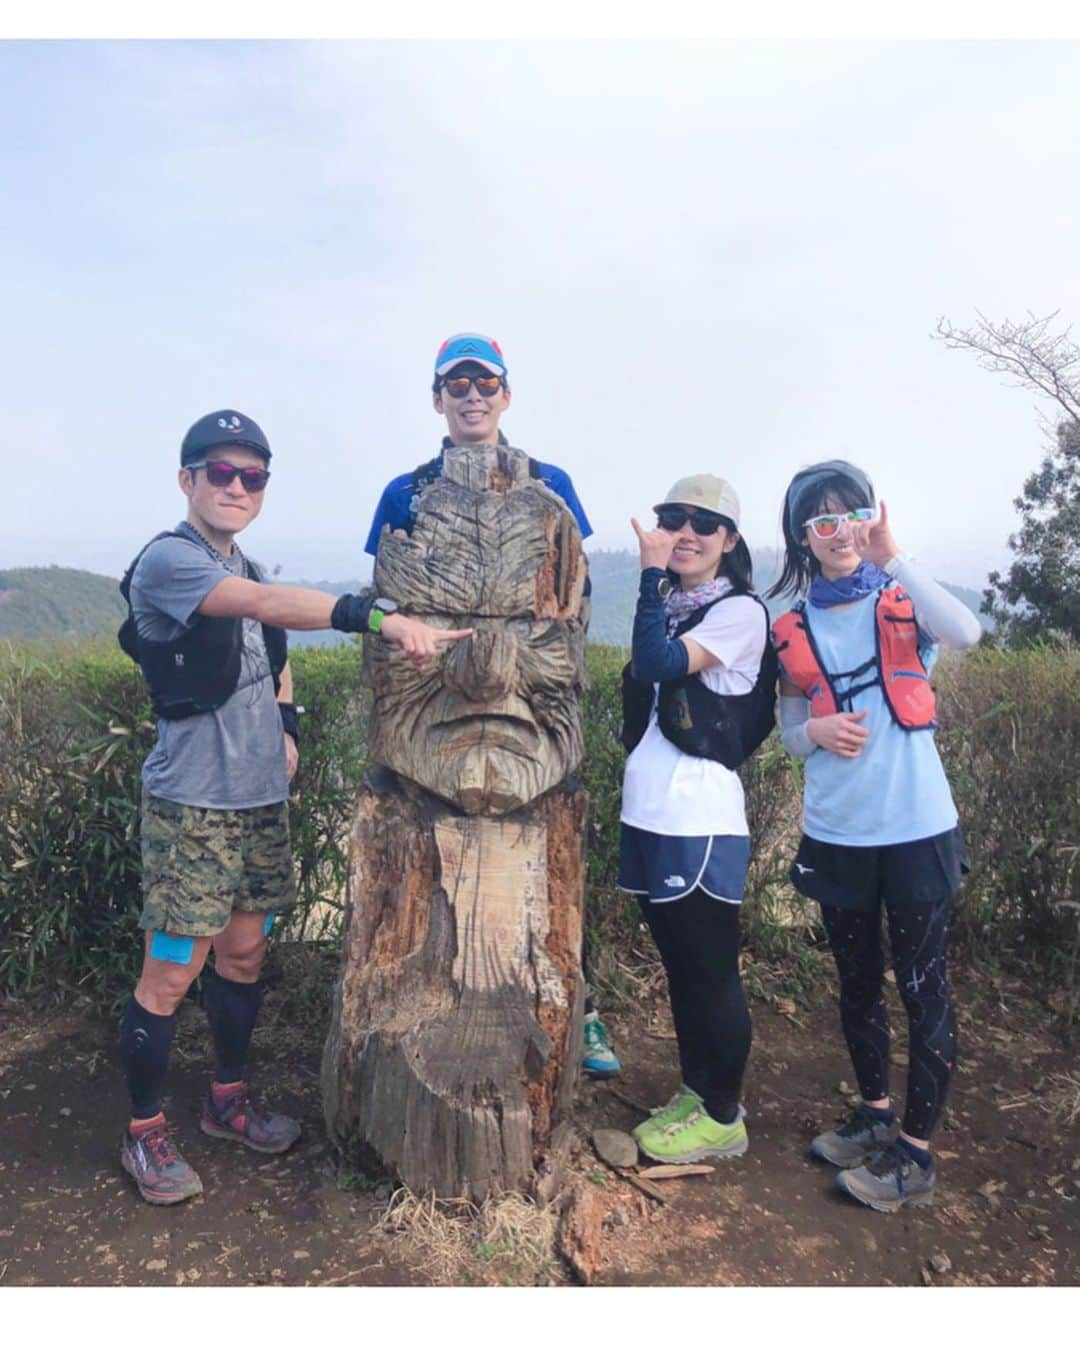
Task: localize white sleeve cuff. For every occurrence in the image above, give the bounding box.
[779,695,816,758]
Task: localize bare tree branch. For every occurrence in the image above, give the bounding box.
[934,310,1080,426]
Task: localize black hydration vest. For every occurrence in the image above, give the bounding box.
[620,592,778,770]
[118,531,288,721]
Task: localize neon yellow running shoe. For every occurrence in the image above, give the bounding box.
[637,1105,748,1164]
[631,1085,702,1145]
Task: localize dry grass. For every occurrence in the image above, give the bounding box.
[375,1187,561,1286]
[1040,1071,1080,1128]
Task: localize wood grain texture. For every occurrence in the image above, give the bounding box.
[323,443,591,1197]
[322,769,586,1199]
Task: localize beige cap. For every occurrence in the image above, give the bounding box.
[655,475,740,527]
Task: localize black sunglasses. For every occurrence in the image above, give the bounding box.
[655,505,726,536]
[439,373,505,398]
[187,460,271,493]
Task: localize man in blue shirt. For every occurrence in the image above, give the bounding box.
[364,332,592,556]
[364,333,620,1077]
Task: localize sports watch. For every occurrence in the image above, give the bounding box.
[368,596,399,634]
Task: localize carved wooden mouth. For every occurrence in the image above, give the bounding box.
[432,715,541,754]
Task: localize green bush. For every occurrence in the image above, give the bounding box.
[0,639,368,998]
[0,640,150,996]
[935,644,1080,979]
[1,637,1076,1010]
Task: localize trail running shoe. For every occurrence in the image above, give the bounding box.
[582,1011,621,1076]
[810,1104,900,1168]
[121,1116,204,1206]
[836,1141,935,1213]
[630,1084,702,1144]
[636,1104,748,1164]
[200,1085,301,1155]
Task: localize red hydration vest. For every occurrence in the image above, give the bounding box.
[771,586,937,731]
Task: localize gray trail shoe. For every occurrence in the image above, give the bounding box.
[121,1117,204,1206]
[836,1141,935,1213]
[810,1104,900,1168]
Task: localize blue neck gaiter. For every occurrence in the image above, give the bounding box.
[809,561,891,609]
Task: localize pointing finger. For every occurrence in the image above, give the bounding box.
[434,628,474,642]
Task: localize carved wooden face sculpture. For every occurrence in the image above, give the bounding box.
[366,445,588,816]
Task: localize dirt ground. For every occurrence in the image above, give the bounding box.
[1,962,1076,1288]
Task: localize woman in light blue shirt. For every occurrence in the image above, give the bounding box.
[769,460,981,1214]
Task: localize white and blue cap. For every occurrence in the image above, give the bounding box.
[786,459,874,532]
[434,332,507,379]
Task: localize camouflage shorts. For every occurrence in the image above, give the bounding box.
[139,795,296,937]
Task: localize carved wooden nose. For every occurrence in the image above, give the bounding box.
[442,626,517,699]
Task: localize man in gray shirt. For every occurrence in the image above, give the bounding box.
[118,408,470,1205]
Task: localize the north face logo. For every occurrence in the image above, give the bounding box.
[218,415,244,433]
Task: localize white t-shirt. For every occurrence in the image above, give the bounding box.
[620,592,768,837]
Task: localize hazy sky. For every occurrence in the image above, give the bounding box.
[2,38,1079,586]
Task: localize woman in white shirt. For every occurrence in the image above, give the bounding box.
[619,474,771,1164]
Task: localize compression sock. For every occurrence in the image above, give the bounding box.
[861,1102,896,1125]
[898,1135,934,1169]
[203,969,264,1084]
[119,997,177,1121]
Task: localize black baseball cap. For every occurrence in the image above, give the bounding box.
[180,410,272,466]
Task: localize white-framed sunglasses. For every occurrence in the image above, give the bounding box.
[804,507,876,540]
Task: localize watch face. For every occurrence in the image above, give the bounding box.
[374,598,398,614]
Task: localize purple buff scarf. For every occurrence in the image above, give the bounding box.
[663,575,733,634]
[809,561,891,609]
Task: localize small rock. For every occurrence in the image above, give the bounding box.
[837,1080,853,1096]
[592,1128,638,1169]
[293,1250,310,1260]
[929,1252,952,1274]
[374,1182,393,1201]
[145,1258,167,1272]
[609,1205,631,1228]
[59,1107,72,1118]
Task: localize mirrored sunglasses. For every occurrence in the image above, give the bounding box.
[804,507,875,540]
[188,460,271,493]
[440,373,505,398]
[655,506,725,536]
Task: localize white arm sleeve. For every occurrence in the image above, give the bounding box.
[883,555,983,650]
[780,695,816,758]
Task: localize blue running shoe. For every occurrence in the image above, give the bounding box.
[582,1010,621,1076]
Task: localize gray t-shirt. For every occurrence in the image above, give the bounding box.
[130,522,288,809]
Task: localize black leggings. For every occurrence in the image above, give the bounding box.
[638,889,751,1124]
[821,901,956,1141]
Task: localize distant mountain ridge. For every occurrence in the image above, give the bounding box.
[0,566,128,643]
[583,549,993,647]
[0,557,992,648]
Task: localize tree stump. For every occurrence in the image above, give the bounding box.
[321,768,585,1199]
[322,444,589,1198]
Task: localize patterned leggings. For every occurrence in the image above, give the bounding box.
[820,901,956,1141]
